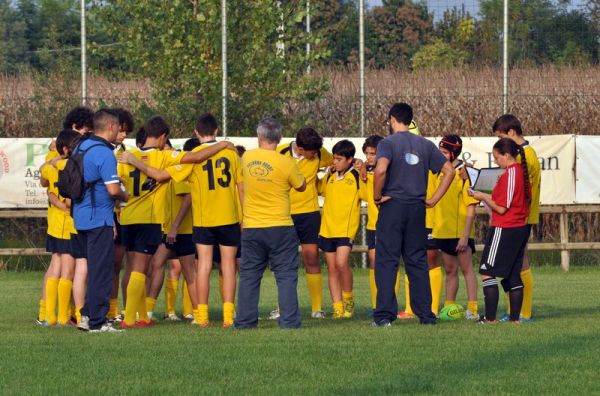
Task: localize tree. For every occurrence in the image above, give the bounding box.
[0,1,28,73]
[311,0,359,65]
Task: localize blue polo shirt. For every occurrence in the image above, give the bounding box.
[72,135,120,231]
[377,132,447,203]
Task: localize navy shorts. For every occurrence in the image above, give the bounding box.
[162,233,195,257]
[425,228,438,250]
[193,224,241,247]
[121,224,162,255]
[366,229,376,250]
[69,233,87,259]
[291,211,320,245]
[46,235,71,254]
[436,238,476,256]
[318,236,353,253]
[113,212,123,246]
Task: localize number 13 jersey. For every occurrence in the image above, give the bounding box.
[170,141,243,227]
[118,147,185,225]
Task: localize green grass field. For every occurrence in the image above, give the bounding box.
[1,267,599,395]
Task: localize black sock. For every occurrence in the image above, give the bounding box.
[482,278,499,321]
[509,286,524,321]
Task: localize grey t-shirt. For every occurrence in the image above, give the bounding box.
[376,132,447,203]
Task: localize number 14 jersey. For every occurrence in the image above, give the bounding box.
[170,142,242,227]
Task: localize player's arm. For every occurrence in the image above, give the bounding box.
[48,192,69,212]
[470,191,507,215]
[457,204,476,252]
[426,161,454,208]
[118,152,172,182]
[166,194,192,243]
[180,141,236,164]
[237,182,244,209]
[373,157,390,205]
[106,183,129,202]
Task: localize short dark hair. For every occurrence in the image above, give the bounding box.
[388,103,413,126]
[492,114,523,135]
[235,145,246,157]
[144,116,170,138]
[93,108,119,133]
[362,134,384,153]
[63,106,94,130]
[135,128,147,147]
[56,129,80,156]
[183,137,200,151]
[296,127,323,151]
[195,113,218,136]
[114,108,135,133]
[332,139,356,159]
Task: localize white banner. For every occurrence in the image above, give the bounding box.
[0,135,578,208]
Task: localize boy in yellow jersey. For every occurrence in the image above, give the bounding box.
[39,129,80,326]
[116,116,234,328]
[433,135,479,319]
[235,117,306,329]
[493,114,540,322]
[319,140,368,319]
[398,169,444,319]
[272,127,333,319]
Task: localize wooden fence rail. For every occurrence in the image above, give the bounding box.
[1,205,598,271]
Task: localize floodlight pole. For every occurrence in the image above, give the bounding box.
[502,0,508,114]
[359,0,365,137]
[306,0,311,74]
[80,0,87,106]
[222,0,228,137]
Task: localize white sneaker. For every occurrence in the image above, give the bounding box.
[108,314,123,323]
[77,315,90,331]
[465,310,479,320]
[147,311,154,320]
[89,322,124,333]
[267,309,280,320]
[311,311,325,319]
[183,313,194,321]
[164,313,181,321]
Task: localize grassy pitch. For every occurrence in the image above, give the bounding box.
[1,267,599,395]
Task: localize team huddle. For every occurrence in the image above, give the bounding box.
[36,104,540,332]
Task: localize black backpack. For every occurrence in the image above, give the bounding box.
[57,134,111,203]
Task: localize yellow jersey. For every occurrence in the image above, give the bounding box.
[169,142,242,227]
[319,168,368,239]
[242,148,305,228]
[425,171,436,229]
[277,143,333,215]
[117,147,185,225]
[42,160,75,239]
[520,143,541,225]
[432,169,479,239]
[363,170,378,230]
[162,179,193,235]
[45,149,60,162]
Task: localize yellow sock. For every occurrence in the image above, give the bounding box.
[394,271,401,297]
[108,298,118,319]
[57,278,73,325]
[520,269,534,319]
[138,284,149,322]
[182,281,193,317]
[124,271,145,325]
[45,278,59,325]
[38,299,46,322]
[332,301,344,317]
[369,269,377,309]
[69,302,76,319]
[219,274,224,301]
[342,290,353,302]
[193,308,200,323]
[146,297,156,314]
[429,267,443,315]
[306,273,323,313]
[75,307,82,324]
[444,300,456,307]
[223,302,235,325]
[197,304,209,324]
[165,279,178,315]
[404,274,413,315]
[467,300,478,315]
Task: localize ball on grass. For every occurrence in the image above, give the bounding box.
[439,304,466,321]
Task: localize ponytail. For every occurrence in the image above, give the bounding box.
[518,146,531,206]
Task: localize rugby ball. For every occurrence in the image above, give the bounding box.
[439,304,466,321]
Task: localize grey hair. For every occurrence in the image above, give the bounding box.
[256,117,282,144]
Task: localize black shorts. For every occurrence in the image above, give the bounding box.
[291,211,320,245]
[69,233,87,259]
[366,229,376,250]
[113,212,123,246]
[121,224,162,255]
[479,226,529,280]
[193,224,241,247]
[318,236,353,253]
[46,235,71,254]
[436,238,476,256]
[162,234,195,257]
[425,228,438,250]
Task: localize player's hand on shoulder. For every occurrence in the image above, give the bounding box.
[117,151,135,164]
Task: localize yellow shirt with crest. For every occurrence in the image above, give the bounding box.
[432,169,479,239]
[42,160,76,239]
